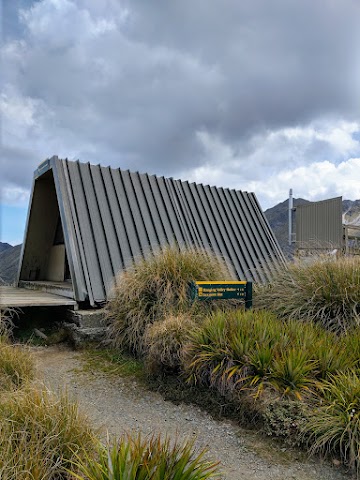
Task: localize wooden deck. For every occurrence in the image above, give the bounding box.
[0,286,77,308]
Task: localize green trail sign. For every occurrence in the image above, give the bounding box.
[190,281,252,309]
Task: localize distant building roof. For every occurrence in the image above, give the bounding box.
[19,156,285,305]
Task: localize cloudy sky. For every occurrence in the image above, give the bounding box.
[1,0,360,245]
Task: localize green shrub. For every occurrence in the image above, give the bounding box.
[255,256,360,332]
[0,387,95,479]
[0,340,34,391]
[70,433,220,480]
[304,371,360,470]
[144,313,195,375]
[106,246,231,355]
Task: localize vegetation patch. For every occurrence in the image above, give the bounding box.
[0,341,34,391]
[106,246,232,355]
[144,313,196,375]
[0,387,95,479]
[183,308,360,470]
[255,256,360,332]
[304,370,360,471]
[80,347,145,379]
[96,251,360,472]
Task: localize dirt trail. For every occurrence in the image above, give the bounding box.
[32,345,349,480]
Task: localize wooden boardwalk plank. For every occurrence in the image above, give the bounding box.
[0,287,77,308]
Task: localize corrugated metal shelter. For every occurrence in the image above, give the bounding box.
[18,156,285,305]
[295,197,343,250]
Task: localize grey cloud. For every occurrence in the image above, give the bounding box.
[1,0,360,203]
[0,145,38,187]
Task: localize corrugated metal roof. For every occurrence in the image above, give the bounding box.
[295,197,343,250]
[20,157,285,305]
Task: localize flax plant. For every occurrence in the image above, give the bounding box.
[70,433,220,480]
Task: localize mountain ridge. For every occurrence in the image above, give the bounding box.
[0,242,12,254]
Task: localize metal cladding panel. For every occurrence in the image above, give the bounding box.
[121,170,152,258]
[166,178,194,247]
[52,159,88,302]
[147,174,178,246]
[33,158,285,304]
[222,189,266,283]
[195,183,236,276]
[139,173,167,247]
[296,197,343,249]
[188,182,222,255]
[111,168,142,262]
[130,171,160,252]
[66,161,105,302]
[100,166,130,269]
[209,186,246,279]
[182,182,211,250]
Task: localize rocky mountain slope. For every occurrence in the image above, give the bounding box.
[0,244,22,285]
[0,242,12,254]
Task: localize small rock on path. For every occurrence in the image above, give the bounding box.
[32,345,349,480]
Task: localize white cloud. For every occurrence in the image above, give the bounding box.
[184,121,360,209]
[249,158,360,208]
[1,185,30,207]
[281,121,359,156]
[20,0,118,45]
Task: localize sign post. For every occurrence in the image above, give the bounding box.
[190,281,252,309]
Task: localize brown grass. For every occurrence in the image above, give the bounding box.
[106,246,232,355]
[144,313,196,375]
[0,386,95,479]
[255,256,360,332]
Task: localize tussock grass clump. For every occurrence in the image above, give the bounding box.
[255,256,360,332]
[304,371,360,471]
[144,314,195,375]
[71,433,220,480]
[106,246,231,355]
[0,387,95,479]
[0,339,34,391]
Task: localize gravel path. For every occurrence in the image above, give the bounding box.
[32,344,350,480]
